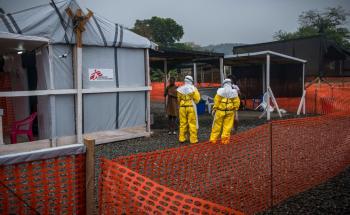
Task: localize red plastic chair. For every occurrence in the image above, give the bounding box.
[10,112,37,144]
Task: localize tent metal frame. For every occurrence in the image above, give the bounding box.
[225,50,307,120]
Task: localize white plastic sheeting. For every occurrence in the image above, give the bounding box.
[82,46,116,88]
[37,95,51,139]
[36,48,52,139]
[81,46,147,132]
[55,95,75,137]
[36,47,50,90]
[0,0,156,49]
[83,93,117,132]
[119,92,146,128]
[117,48,146,87]
[52,45,74,89]
[0,0,152,142]
[0,144,85,165]
[35,46,76,138]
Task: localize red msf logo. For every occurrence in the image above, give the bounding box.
[90,69,103,80]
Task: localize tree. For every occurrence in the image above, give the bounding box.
[132,16,184,47]
[170,42,202,50]
[274,6,350,49]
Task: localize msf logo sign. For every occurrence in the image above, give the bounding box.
[88,69,114,81]
[89,69,103,80]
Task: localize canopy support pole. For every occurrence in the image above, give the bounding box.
[145,49,151,132]
[0,109,3,145]
[297,63,306,115]
[297,90,306,115]
[163,59,168,112]
[193,63,197,86]
[219,57,224,84]
[302,63,306,114]
[268,87,282,118]
[262,63,266,94]
[48,45,57,147]
[266,54,271,121]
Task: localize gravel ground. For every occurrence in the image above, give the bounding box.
[94,108,349,214]
[261,167,350,215]
[95,112,265,160]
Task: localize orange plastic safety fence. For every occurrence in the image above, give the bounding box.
[243,86,350,114]
[100,98,350,214]
[99,158,244,215]
[0,154,85,215]
[305,86,350,114]
[100,125,271,214]
[271,113,350,205]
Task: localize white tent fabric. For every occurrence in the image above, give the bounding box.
[0,0,150,143]
[0,0,156,49]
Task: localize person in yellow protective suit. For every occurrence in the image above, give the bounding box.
[177,76,201,144]
[209,79,240,144]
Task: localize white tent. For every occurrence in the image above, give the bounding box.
[0,0,154,150]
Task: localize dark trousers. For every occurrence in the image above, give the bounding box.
[168,115,177,132]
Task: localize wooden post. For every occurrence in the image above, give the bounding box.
[84,138,95,215]
[66,8,93,144]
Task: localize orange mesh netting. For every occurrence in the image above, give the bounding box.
[244,97,301,113]
[271,113,350,204]
[305,85,350,114]
[244,84,350,114]
[0,154,85,215]
[99,158,244,215]
[100,87,350,214]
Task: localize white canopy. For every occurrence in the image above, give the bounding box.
[0,0,156,49]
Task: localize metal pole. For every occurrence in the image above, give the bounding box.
[76,46,83,144]
[302,63,306,114]
[145,49,151,132]
[193,63,197,86]
[0,109,3,144]
[262,63,266,94]
[48,45,57,147]
[266,54,271,121]
[163,59,168,112]
[219,57,224,84]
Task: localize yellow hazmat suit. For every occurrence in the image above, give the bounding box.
[210,80,240,144]
[177,78,201,143]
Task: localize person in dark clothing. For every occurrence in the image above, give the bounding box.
[164,77,178,135]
